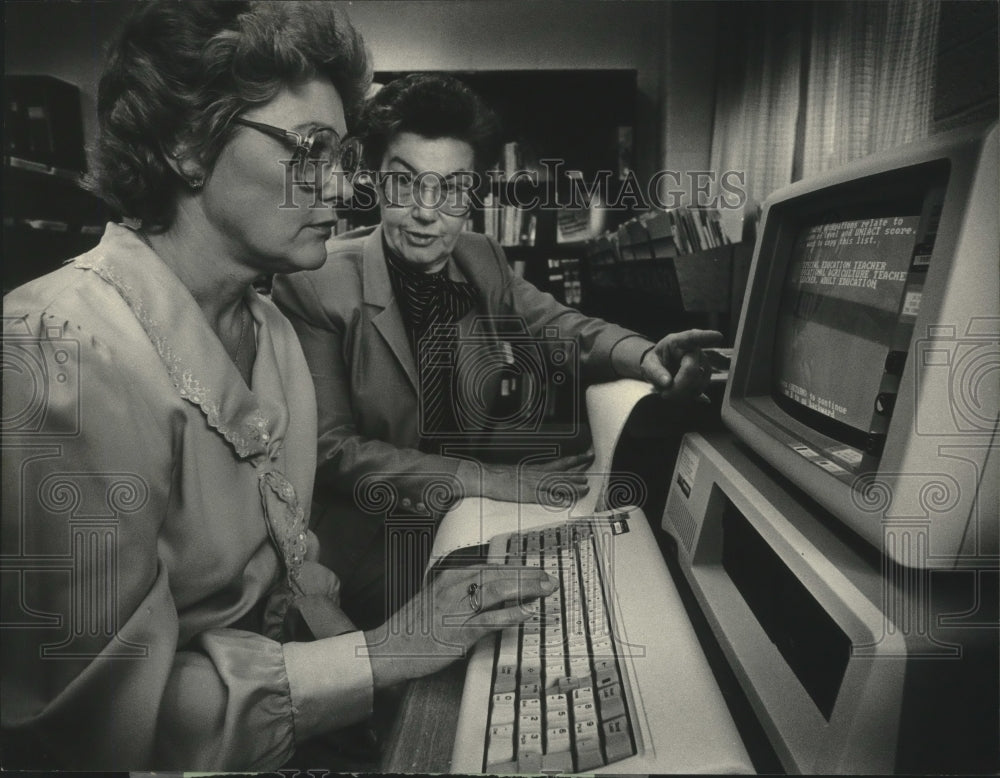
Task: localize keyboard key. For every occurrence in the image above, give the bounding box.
[589,613,610,632]
[498,627,519,659]
[519,713,542,734]
[486,739,514,773]
[597,683,626,719]
[545,726,571,754]
[490,708,515,728]
[602,714,629,737]
[576,746,605,772]
[591,636,613,654]
[489,723,514,741]
[571,686,594,706]
[574,718,600,742]
[541,752,574,773]
[595,668,618,689]
[547,707,570,728]
[602,716,634,762]
[573,701,598,723]
[493,664,517,694]
[606,733,634,763]
[518,752,543,772]
[543,665,565,689]
[557,676,583,692]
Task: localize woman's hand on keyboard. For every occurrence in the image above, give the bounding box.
[456,449,594,505]
[363,565,559,688]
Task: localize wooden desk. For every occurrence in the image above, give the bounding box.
[381,660,466,773]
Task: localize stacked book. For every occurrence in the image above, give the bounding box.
[640,207,731,255]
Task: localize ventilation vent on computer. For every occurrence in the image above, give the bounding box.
[672,506,697,553]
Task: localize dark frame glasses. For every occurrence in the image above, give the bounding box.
[232,116,365,188]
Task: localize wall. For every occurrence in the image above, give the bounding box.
[4,1,720,185]
[341,0,718,183]
[334,0,670,181]
[659,2,719,180]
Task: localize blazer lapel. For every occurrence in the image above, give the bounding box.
[363,227,419,392]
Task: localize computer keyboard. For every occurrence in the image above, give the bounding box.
[445,499,754,775]
[483,519,637,773]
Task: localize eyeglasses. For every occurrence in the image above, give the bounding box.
[232,117,365,188]
[381,171,475,216]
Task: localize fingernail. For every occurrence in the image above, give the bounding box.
[542,574,559,592]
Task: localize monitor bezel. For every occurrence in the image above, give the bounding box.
[722,123,998,569]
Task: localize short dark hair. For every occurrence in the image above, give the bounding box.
[358,73,502,173]
[89,0,371,231]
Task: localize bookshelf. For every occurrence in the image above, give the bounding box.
[2,160,109,294]
[580,209,753,345]
[4,76,110,293]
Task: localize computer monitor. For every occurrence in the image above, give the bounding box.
[722,122,998,570]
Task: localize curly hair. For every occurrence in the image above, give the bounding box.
[88,1,371,231]
[358,73,502,174]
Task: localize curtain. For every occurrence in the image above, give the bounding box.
[709,2,807,210]
[801,1,941,177]
[708,1,941,206]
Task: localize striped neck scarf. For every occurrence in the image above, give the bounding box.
[383,235,479,442]
[383,236,478,347]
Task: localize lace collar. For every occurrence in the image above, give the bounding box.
[76,223,288,463]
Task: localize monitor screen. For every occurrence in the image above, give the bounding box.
[721,122,998,568]
[773,211,923,455]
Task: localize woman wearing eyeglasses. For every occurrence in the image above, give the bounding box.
[1,5,559,772]
[272,74,721,628]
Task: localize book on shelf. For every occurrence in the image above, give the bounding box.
[493,205,536,247]
[483,192,498,241]
[546,257,582,305]
[502,141,520,176]
[676,207,699,253]
[616,126,633,180]
[655,206,732,255]
[692,208,712,249]
[521,213,537,247]
[556,208,592,244]
[498,139,545,180]
[641,210,679,260]
[500,205,517,247]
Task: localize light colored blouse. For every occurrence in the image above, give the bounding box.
[1,224,373,770]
